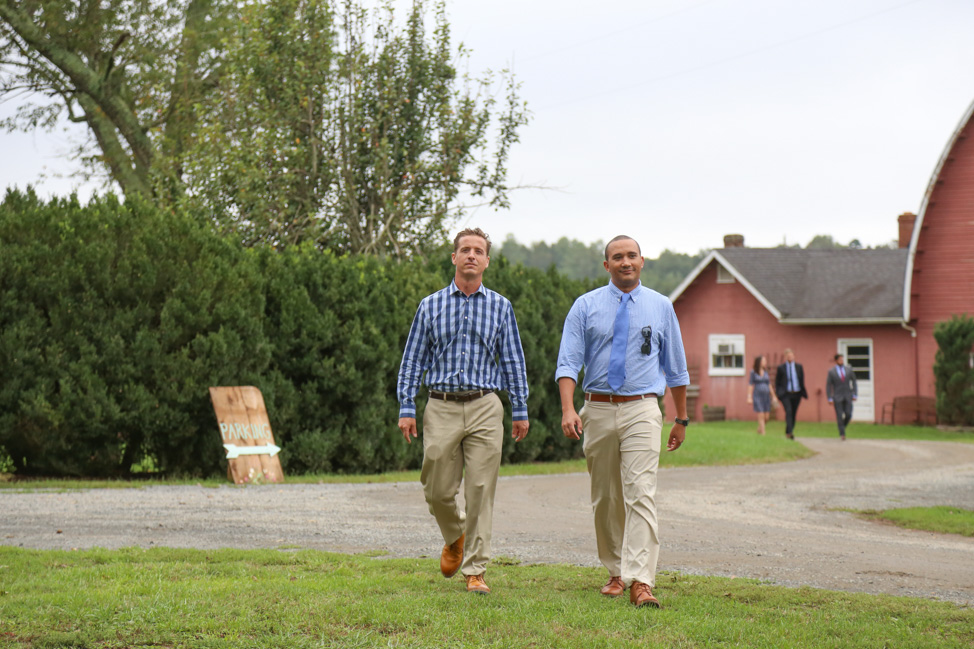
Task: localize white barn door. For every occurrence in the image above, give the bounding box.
[838,339,874,423]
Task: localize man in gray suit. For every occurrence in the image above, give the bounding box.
[826,354,857,440]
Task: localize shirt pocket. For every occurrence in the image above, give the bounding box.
[472,309,500,351]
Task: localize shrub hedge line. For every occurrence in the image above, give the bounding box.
[0,190,595,477]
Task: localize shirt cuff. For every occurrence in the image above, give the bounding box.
[398,404,417,419]
[554,367,579,383]
[665,371,691,388]
[512,406,528,421]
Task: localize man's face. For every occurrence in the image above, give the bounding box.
[452,235,490,280]
[785,351,795,363]
[836,355,845,366]
[603,238,643,290]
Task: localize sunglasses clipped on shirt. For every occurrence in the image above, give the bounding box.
[640,326,653,356]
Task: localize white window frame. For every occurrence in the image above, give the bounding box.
[716,264,736,284]
[709,334,746,376]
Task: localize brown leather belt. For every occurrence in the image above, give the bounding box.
[428,389,494,403]
[585,392,658,403]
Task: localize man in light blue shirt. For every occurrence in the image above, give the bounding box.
[556,235,689,609]
[397,227,529,596]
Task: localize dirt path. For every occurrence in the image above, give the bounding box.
[2,437,973,605]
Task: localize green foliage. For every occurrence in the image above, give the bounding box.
[0,0,231,197]
[185,0,528,254]
[0,189,268,476]
[500,235,606,281]
[499,235,705,295]
[933,314,974,425]
[476,256,593,464]
[0,192,601,477]
[1,0,527,256]
[256,245,442,474]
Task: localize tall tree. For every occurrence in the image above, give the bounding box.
[0,0,528,256]
[0,0,228,198]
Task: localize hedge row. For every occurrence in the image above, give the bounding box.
[0,190,594,477]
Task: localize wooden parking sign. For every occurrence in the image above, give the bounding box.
[209,386,284,484]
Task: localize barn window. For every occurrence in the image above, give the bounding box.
[709,334,745,376]
[716,265,736,284]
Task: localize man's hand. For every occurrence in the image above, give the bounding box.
[666,422,686,451]
[398,417,418,443]
[562,409,583,440]
[512,420,530,442]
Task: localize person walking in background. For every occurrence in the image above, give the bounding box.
[826,353,857,440]
[747,355,776,435]
[397,227,530,596]
[774,348,807,440]
[556,235,690,609]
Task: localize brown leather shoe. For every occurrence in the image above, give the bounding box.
[629,581,661,608]
[440,534,464,578]
[465,573,490,595]
[600,576,626,597]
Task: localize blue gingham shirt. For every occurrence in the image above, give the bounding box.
[397,281,529,420]
[555,281,689,395]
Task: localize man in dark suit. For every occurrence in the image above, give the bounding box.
[826,354,857,440]
[774,348,807,439]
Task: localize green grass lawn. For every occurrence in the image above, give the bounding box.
[2,422,973,647]
[854,506,974,538]
[0,547,971,649]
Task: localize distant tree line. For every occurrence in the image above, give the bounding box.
[499,235,706,296]
[784,234,898,250]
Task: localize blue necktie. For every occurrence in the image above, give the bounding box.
[789,363,798,392]
[607,293,631,392]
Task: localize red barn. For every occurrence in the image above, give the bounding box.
[664,100,974,426]
[906,100,974,400]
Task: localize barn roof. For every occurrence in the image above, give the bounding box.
[904,98,974,321]
[669,247,909,324]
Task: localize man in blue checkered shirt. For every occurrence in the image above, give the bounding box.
[397,227,529,596]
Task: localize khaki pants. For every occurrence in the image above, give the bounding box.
[421,392,504,576]
[581,398,663,587]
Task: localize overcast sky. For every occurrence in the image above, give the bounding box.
[4,0,974,257]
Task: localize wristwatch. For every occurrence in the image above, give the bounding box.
[674,417,689,427]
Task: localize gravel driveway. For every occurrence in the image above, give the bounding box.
[3,437,973,605]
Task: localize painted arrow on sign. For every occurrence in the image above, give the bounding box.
[223,443,281,459]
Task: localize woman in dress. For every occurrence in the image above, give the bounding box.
[747,355,775,435]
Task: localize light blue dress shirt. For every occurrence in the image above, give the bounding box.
[555,281,690,395]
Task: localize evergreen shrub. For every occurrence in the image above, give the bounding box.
[0,191,598,477]
[933,314,974,426]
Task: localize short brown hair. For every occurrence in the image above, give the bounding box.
[604,235,641,260]
[453,228,491,255]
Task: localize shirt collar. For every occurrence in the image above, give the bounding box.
[449,280,486,298]
[608,280,642,301]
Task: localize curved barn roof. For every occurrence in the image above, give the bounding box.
[903,98,974,321]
